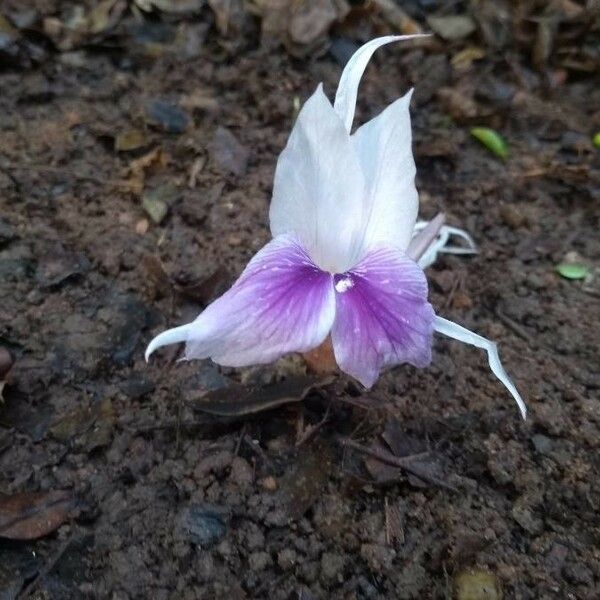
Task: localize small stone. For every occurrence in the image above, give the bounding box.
[320,552,345,582]
[145,99,190,134]
[119,374,155,399]
[208,126,249,177]
[142,184,181,225]
[248,551,271,571]
[277,548,297,570]
[229,457,253,489]
[142,194,168,224]
[260,476,278,492]
[500,204,525,229]
[135,218,149,234]
[178,503,228,549]
[531,434,553,455]
[193,450,232,480]
[511,503,544,536]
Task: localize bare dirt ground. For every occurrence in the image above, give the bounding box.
[1,1,599,598]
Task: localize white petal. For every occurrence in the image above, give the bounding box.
[269,85,367,273]
[333,34,429,133]
[352,90,418,252]
[433,316,527,419]
[145,324,191,361]
[413,222,477,269]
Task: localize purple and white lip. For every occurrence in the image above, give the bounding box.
[146,36,526,420]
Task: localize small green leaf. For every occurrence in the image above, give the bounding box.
[593,132,600,149]
[556,263,589,280]
[470,127,508,158]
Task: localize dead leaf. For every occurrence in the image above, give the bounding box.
[50,398,115,450]
[135,0,204,13]
[191,375,333,416]
[120,147,170,196]
[142,255,172,298]
[88,0,126,34]
[278,439,333,520]
[427,14,476,41]
[372,0,422,35]
[0,490,75,540]
[363,420,454,490]
[451,46,486,72]
[207,0,247,35]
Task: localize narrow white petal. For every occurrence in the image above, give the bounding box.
[270,85,367,273]
[333,34,429,133]
[413,222,478,269]
[145,324,192,361]
[433,316,527,419]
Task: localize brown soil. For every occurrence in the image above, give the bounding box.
[1,2,599,599]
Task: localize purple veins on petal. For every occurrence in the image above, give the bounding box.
[146,235,336,367]
[331,246,435,388]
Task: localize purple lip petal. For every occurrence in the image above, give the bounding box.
[330,246,435,388]
[146,235,336,367]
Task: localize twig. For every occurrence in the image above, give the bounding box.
[495,309,534,344]
[19,533,76,598]
[336,437,457,492]
[296,404,331,447]
[243,435,275,470]
[234,423,247,456]
[0,163,23,194]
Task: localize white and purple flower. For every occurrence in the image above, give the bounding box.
[146,36,526,419]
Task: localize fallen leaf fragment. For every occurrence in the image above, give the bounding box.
[455,569,502,600]
[470,127,508,158]
[556,263,589,280]
[192,375,333,416]
[0,490,75,540]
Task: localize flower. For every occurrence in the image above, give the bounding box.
[146,36,526,419]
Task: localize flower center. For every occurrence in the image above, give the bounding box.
[334,274,354,294]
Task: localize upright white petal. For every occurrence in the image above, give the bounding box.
[333,35,428,133]
[352,90,418,252]
[434,316,527,419]
[270,85,367,273]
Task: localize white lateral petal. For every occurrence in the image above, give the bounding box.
[433,316,527,419]
[270,84,367,273]
[333,34,429,133]
[352,90,418,252]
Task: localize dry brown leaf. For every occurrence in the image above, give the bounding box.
[0,490,76,540]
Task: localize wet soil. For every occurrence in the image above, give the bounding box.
[1,2,599,599]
